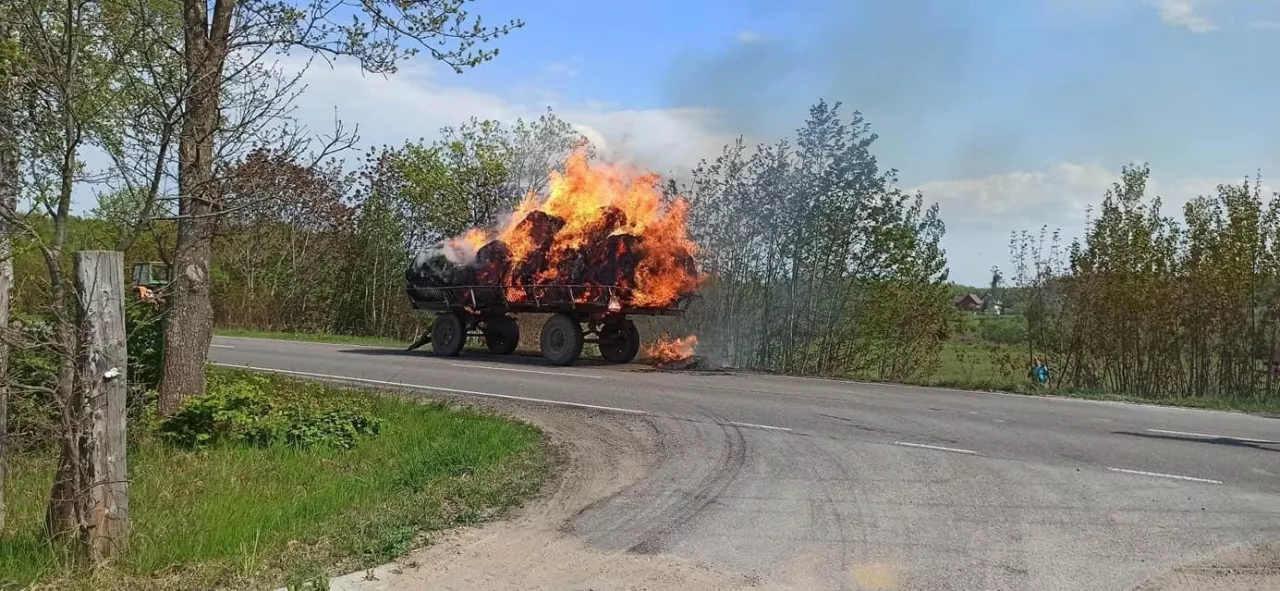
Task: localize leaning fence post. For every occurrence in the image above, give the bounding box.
[74,250,129,562]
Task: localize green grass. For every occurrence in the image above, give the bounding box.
[920,340,1280,414]
[214,327,408,348]
[0,370,549,591]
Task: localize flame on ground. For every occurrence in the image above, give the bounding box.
[443,150,700,308]
[645,334,698,365]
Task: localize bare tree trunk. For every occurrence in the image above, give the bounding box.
[45,3,83,531]
[73,250,130,562]
[0,18,16,533]
[158,0,233,416]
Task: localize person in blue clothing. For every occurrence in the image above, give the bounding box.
[1029,357,1050,387]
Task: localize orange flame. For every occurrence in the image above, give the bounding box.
[472,150,699,308]
[645,334,698,365]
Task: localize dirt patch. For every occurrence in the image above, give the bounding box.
[325,405,790,591]
[1133,541,1280,591]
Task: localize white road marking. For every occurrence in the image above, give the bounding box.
[892,441,979,455]
[210,344,235,349]
[1146,428,1278,444]
[727,421,792,432]
[1106,467,1222,484]
[451,363,603,379]
[212,364,649,416]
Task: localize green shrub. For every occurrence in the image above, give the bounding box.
[6,315,61,450]
[160,372,383,450]
[125,299,165,391]
[976,314,1028,345]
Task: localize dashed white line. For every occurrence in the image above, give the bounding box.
[892,441,979,455]
[727,421,793,432]
[211,364,649,416]
[210,344,235,349]
[1146,428,1278,445]
[1106,467,1222,484]
[451,362,602,379]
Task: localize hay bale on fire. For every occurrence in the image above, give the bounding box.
[402,151,701,366]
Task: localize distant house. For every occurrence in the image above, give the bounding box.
[953,294,983,312]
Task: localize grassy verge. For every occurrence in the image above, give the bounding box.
[214,327,408,348]
[1,369,549,591]
[919,340,1280,414]
[213,323,587,359]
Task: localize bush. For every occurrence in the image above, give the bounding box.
[5,315,61,450]
[976,314,1028,345]
[160,372,383,450]
[126,299,165,391]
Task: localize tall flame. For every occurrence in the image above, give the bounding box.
[450,150,699,308]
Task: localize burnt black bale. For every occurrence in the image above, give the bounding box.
[405,248,470,288]
[515,210,565,249]
[506,211,568,285]
[475,240,512,285]
[588,233,640,289]
[554,251,590,285]
[549,206,629,286]
[509,211,566,284]
[514,251,551,285]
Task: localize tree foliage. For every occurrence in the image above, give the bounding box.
[1011,165,1280,400]
[682,100,951,379]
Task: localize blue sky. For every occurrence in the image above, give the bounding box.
[452,0,1278,183]
[76,0,1280,284]
[366,0,1276,284]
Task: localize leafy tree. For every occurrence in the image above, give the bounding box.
[158,0,524,415]
[684,100,950,378]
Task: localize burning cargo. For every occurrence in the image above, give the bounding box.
[404,151,701,366]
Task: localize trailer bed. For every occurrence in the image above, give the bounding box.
[406,284,693,316]
[405,284,692,366]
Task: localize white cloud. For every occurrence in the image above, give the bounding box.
[915,163,1275,283]
[1151,0,1218,33]
[181,55,1275,285]
[737,30,763,43]
[544,59,583,78]
[282,56,734,179]
[914,163,1115,230]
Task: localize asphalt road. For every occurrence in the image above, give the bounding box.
[212,336,1280,591]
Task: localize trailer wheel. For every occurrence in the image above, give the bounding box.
[540,313,584,366]
[598,318,640,364]
[431,312,466,357]
[483,316,520,355]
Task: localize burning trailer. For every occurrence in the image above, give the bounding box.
[404,152,700,366]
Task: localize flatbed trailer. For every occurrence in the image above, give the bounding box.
[405,283,693,366]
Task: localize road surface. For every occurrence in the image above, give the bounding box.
[212,336,1280,591]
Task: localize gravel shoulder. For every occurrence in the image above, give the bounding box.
[324,405,788,591]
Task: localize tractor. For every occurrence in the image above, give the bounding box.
[129,261,170,305]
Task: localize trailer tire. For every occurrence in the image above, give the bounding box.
[540,313,584,366]
[483,316,520,355]
[599,318,641,364]
[431,312,466,357]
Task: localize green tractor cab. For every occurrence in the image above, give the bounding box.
[131,261,171,289]
[130,262,170,304]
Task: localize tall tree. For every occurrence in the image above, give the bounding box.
[2,0,142,542]
[0,11,19,534]
[158,0,524,415]
[686,100,949,378]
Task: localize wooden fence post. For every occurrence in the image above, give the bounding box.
[73,250,129,561]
